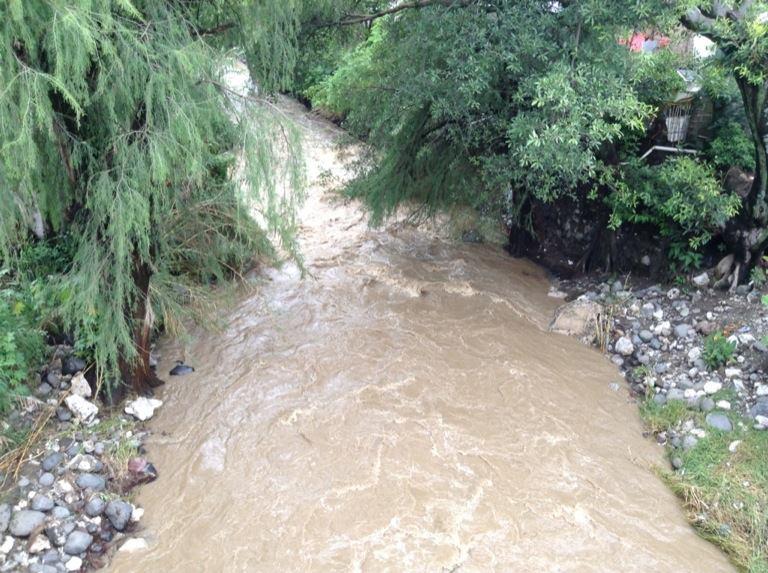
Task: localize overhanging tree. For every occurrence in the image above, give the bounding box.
[0,1,303,395]
[680,0,768,284]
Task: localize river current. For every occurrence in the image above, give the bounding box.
[110,98,733,573]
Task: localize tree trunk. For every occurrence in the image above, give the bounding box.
[727,78,768,283]
[738,78,768,224]
[118,258,164,396]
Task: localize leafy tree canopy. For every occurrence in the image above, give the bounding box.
[0,0,303,394]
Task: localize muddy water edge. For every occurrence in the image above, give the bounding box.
[109,99,734,573]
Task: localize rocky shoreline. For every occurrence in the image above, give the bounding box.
[0,348,161,572]
[552,269,768,435]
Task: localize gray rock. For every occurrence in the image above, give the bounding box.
[667,287,681,300]
[50,507,70,520]
[63,530,92,555]
[38,473,55,487]
[639,330,654,343]
[30,495,54,512]
[45,524,67,547]
[750,398,768,418]
[40,549,61,565]
[0,504,10,533]
[41,453,64,473]
[9,510,47,537]
[46,371,61,388]
[706,412,733,432]
[76,473,106,491]
[692,272,709,287]
[650,338,663,350]
[667,388,686,402]
[56,407,72,422]
[671,456,683,470]
[84,497,106,517]
[653,393,667,406]
[674,324,690,338]
[62,356,86,376]
[654,362,669,375]
[29,565,57,573]
[700,397,716,412]
[169,362,195,376]
[36,382,53,397]
[105,500,132,531]
[614,336,635,356]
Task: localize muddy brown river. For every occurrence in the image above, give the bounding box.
[110,99,734,572]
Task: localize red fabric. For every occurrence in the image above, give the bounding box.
[629,33,645,52]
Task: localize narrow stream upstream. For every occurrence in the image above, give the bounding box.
[110,99,734,573]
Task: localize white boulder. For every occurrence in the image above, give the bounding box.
[70,372,92,398]
[64,395,99,423]
[124,397,163,421]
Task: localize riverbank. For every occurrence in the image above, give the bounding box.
[0,98,755,572]
[0,346,160,572]
[552,269,768,571]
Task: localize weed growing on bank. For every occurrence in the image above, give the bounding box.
[640,398,768,572]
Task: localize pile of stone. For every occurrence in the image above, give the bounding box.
[0,349,160,572]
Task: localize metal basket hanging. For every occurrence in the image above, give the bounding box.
[664,96,694,143]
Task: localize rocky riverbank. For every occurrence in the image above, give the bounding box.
[0,347,162,572]
[551,261,768,570]
[553,271,768,431]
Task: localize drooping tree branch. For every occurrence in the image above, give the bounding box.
[313,0,488,29]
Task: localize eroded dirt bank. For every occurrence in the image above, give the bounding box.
[110,99,734,572]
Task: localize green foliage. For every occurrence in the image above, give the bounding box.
[0,274,46,411]
[631,47,688,105]
[703,332,736,370]
[608,157,740,268]
[308,21,386,125]
[295,0,751,263]
[707,120,756,172]
[751,265,767,288]
[298,0,665,225]
[0,1,303,390]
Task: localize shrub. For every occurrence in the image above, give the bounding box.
[751,266,767,289]
[707,120,756,173]
[608,157,741,273]
[703,332,736,370]
[0,276,46,411]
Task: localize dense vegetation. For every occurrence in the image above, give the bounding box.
[0,1,303,399]
[0,0,766,406]
[292,0,767,277]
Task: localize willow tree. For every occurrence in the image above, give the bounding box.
[0,1,303,395]
[680,0,768,283]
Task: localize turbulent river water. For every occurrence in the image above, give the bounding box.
[110,99,734,573]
